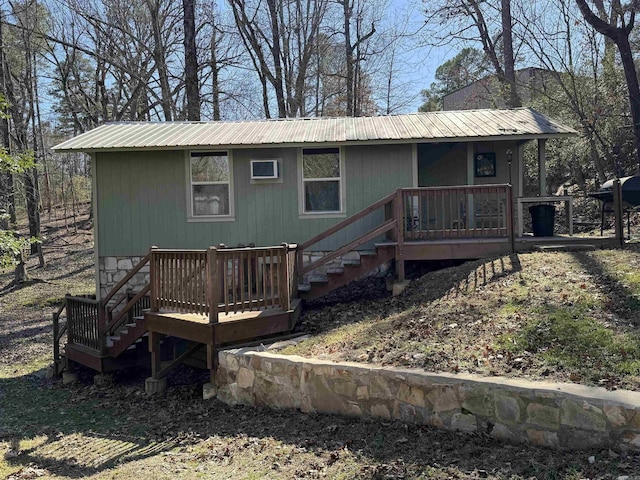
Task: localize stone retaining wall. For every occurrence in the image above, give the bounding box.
[211,349,640,452]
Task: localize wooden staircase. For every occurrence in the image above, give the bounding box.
[298,243,396,300]
[53,254,153,375]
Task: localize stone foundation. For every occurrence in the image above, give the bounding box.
[213,349,640,452]
[98,256,150,300]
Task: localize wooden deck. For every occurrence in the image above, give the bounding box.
[145,299,302,347]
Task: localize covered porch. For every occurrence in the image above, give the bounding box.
[416,137,606,240]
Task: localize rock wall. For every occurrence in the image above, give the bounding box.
[98,256,149,300]
[212,349,640,452]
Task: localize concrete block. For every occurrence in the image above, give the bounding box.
[203,382,218,400]
[93,374,113,386]
[62,372,78,384]
[392,280,410,296]
[145,377,167,395]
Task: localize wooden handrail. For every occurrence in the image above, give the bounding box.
[399,184,510,193]
[299,191,396,251]
[105,283,151,335]
[102,252,151,306]
[302,219,397,275]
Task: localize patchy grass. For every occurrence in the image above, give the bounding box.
[285,247,640,390]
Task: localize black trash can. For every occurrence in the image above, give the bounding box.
[529,204,555,237]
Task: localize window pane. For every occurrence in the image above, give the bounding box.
[191,154,229,182]
[193,184,230,216]
[305,181,339,212]
[303,150,339,179]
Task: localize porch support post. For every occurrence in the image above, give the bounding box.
[145,329,166,395]
[538,138,547,196]
[149,330,162,379]
[517,143,524,197]
[467,143,475,228]
[207,247,219,324]
[394,189,405,282]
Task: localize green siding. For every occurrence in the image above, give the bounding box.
[96,144,413,257]
[418,141,519,187]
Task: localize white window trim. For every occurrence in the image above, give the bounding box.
[186,150,235,222]
[297,146,346,219]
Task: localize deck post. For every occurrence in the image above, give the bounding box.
[394,189,405,282]
[145,330,167,394]
[538,139,547,196]
[207,247,219,324]
[148,330,162,379]
[149,246,158,312]
[506,185,515,253]
[280,243,291,311]
[613,179,624,247]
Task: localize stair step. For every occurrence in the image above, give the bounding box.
[327,267,344,275]
[297,283,311,292]
[375,242,397,248]
[359,250,377,257]
[342,259,361,266]
[133,316,145,321]
[309,274,328,284]
[125,323,137,327]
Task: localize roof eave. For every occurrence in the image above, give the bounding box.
[51,131,577,154]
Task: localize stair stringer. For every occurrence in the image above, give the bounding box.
[299,245,395,301]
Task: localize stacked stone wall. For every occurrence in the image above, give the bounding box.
[98,256,150,300]
[212,349,640,452]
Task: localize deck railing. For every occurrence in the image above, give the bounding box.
[296,185,514,283]
[149,244,297,323]
[65,294,103,352]
[400,184,513,241]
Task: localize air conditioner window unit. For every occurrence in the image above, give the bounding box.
[251,159,279,179]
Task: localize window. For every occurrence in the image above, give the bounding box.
[301,147,343,214]
[189,151,233,218]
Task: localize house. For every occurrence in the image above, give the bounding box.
[442,68,554,111]
[51,107,619,391]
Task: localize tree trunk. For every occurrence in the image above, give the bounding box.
[210,17,221,121]
[501,0,520,108]
[183,0,200,121]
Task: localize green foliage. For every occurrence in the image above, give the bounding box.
[419,48,486,111]
[0,149,34,174]
[0,141,36,270]
[497,306,640,381]
[0,229,38,270]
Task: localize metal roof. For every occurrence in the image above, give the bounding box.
[51,107,577,152]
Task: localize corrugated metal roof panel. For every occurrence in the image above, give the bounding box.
[51,107,577,152]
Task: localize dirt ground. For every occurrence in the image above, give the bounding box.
[2,209,640,479]
[287,246,640,391]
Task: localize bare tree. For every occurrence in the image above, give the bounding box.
[576,0,640,171]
